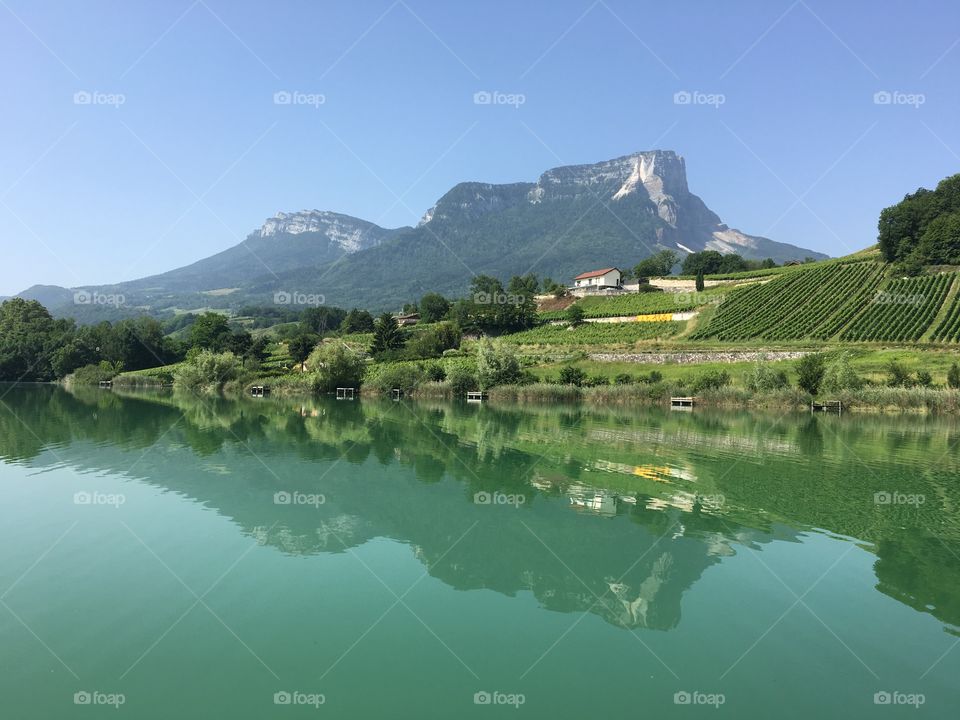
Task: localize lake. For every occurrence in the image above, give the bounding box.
[0,384,958,718]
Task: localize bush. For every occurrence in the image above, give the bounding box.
[949,362,960,389]
[365,363,427,395]
[796,353,826,395]
[308,342,366,393]
[745,363,790,392]
[638,370,663,384]
[916,369,933,388]
[614,373,634,385]
[691,369,731,394]
[447,365,477,396]
[476,338,522,390]
[558,366,587,386]
[70,361,121,385]
[584,374,609,387]
[566,304,585,327]
[173,350,245,392]
[885,360,914,388]
[821,352,863,392]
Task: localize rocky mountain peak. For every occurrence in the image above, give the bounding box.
[258,210,382,253]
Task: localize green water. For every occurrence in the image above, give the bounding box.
[0,385,958,718]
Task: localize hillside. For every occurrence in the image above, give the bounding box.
[17,150,826,320]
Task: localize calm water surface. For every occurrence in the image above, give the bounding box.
[0,385,958,718]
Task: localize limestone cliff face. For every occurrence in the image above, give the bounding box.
[259,210,389,253]
[414,150,806,260]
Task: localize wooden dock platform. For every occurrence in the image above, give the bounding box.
[670,396,695,408]
[250,385,269,397]
[336,387,357,400]
[466,391,488,403]
[812,400,843,414]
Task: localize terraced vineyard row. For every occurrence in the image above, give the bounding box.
[692,261,884,340]
[501,321,683,345]
[930,285,960,341]
[841,273,955,342]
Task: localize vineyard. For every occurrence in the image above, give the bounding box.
[691,261,888,340]
[500,321,683,346]
[841,273,955,342]
[930,285,960,342]
[539,286,729,320]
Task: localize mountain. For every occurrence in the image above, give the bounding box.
[17,150,828,317]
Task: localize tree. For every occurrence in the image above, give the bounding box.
[300,306,346,335]
[558,366,587,386]
[476,338,522,390]
[634,249,677,279]
[566,303,585,326]
[288,334,317,372]
[189,312,232,351]
[419,293,451,323]
[370,313,405,355]
[404,322,460,359]
[695,269,705,292]
[341,309,375,334]
[507,273,540,298]
[0,299,74,381]
[949,362,960,389]
[308,341,366,393]
[796,353,826,395]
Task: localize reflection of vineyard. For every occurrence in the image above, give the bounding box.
[1,385,959,633]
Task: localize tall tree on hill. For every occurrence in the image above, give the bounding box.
[419,293,450,323]
[695,269,705,292]
[288,334,317,372]
[370,313,405,355]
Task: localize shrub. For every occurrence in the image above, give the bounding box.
[916,369,933,387]
[614,373,634,385]
[638,370,663,384]
[796,353,826,395]
[821,353,863,392]
[173,350,244,392]
[558,366,587,386]
[476,338,522,390]
[404,322,461,359]
[365,363,427,395]
[447,365,477,396]
[70,361,121,385]
[566,304,585,327]
[691,369,731,394]
[885,360,914,388]
[745,363,790,392]
[309,342,366,393]
[949,362,960,389]
[584,374,609,387]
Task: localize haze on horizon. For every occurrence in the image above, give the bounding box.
[1,0,958,296]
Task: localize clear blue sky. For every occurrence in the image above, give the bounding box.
[1,0,958,295]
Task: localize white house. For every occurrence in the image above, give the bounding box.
[573,267,622,289]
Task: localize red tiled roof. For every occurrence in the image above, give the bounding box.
[574,267,619,280]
